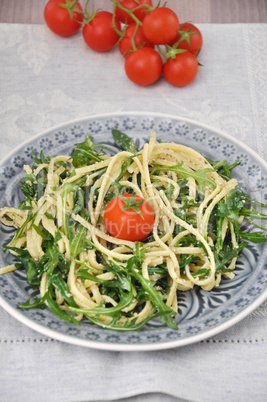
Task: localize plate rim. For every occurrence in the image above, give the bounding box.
[0,110,266,170]
[0,111,267,351]
[0,285,266,351]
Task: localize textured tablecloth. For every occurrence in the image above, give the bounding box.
[0,21,266,402]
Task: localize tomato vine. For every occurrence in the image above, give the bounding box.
[44,0,203,87]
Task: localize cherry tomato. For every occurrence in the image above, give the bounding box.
[142,7,179,45]
[168,22,203,56]
[115,0,153,24]
[119,23,154,58]
[103,193,154,242]
[44,0,83,37]
[125,47,162,86]
[83,11,121,52]
[163,51,198,87]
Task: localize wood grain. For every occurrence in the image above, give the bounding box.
[0,0,266,23]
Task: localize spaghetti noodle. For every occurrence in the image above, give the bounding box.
[0,130,265,331]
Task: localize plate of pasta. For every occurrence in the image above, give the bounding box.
[0,112,266,351]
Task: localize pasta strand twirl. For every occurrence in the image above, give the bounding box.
[0,130,256,331]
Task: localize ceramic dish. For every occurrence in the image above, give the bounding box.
[0,112,266,351]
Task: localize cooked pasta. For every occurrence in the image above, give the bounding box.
[0,130,265,331]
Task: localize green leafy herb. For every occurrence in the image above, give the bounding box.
[19,296,46,310]
[72,136,105,167]
[69,261,133,317]
[126,256,177,330]
[191,268,210,278]
[207,158,240,181]
[60,183,79,236]
[151,162,216,192]
[117,153,140,180]
[179,254,200,273]
[4,247,44,286]
[112,129,139,153]
[240,207,267,221]
[49,275,77,308]
[9,210,35,244]
[43,292,80,325]
[31,150,51,165]
[215,242,246,273]
[225,187,246,240]
[215,200,227,251]
[239,231,267,243]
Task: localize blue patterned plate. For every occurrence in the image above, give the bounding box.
[0,112,266,351]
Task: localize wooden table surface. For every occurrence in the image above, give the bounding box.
[0,0,267,24]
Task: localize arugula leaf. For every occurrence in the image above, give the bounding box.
[72,136,104,167]
[206,158,240,181]
[134,242,145,268]
[60,187,91,259]
[175,233,205,250]
[70,222,88,259]
[147,264,168,276]
[239,231,267,243]
[126,256,178,330]
[20,173,37,199]
[117,154,140,180]
[112,130,139,153]
[76,269,107,284]
[67,187,85,235]
[60,183,78,236]
[215,242,246,273]
[225,187,246,240]
[9,210,35,244]
[69,287,133,317]
[151,162,216,192]
[19,296,46,310]
[4,247,44,286]
[240,207,267,221]
[179,254,200,274]
[32,224,53,241]
[43,292,80,325]
[49,275,78,308]
[31,150,51,165]
[85,310,172,332]
[215,200,227,251]
[191,268,211,278]
[174,207,196,226]
[69,260,133,319]
[164,185,175,200]
[19,164,48,206]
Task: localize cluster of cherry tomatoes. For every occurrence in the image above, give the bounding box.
[44,0,203,87]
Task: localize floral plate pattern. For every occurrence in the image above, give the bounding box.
[0,112,266,351]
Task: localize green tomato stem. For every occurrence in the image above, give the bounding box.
[57,0,82,19]
[110,0,144,27]
[82,0,97,23]
[131,22,140,51]
[157,45,167,58]
[112,4,125,38]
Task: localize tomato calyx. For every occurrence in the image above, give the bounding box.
[157,45,186,61]
[57,0,83,19]
[172,25,198,48]
[118,193,145,219]
[164,45,187,60]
